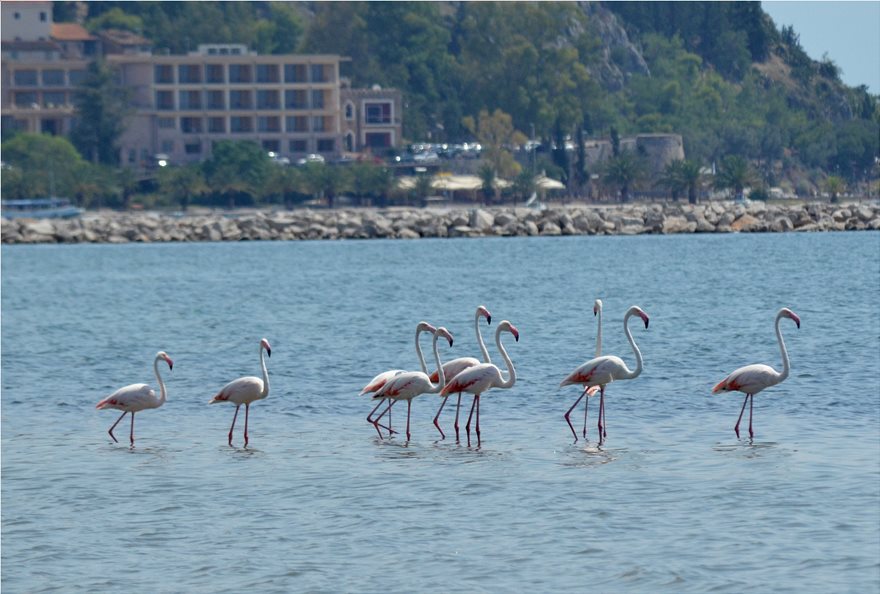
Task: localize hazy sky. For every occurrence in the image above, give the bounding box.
[762,1,880,94]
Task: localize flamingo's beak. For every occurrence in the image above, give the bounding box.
[642,314,650,329]
[487,315,492,325]
[267,347,272,357]
[166,357,174,370]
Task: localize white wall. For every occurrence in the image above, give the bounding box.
[1,1,53,42]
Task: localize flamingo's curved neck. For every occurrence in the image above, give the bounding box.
[595,307,603,358]
[496,325,516,389]
[259,344,270,398]
[775,312,791,384]
[621,311,643,380]
[476,311,491,363]
[415,326,430,375]
[153,354,167,404]
[429,332,446,393]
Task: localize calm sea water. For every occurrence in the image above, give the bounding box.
[2,231,879,593]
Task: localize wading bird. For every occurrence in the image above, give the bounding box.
[209,338,271,447]
[563,299,603,442]
[560,306,650,445]
[96,351,173,446]
[372,327,454,441]
[712,308,800,439]
[440,321,519,447]
[432,305,492,440]
[360,321,435,437]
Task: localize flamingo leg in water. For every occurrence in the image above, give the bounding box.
[107,411,127,443]
[129,412,136,446]
[372,400,398,437]
[433,395,449,439]
[475,394,481,446]
[405,400,412,442]
[366,399,387,438]
[243,403,250,447]
[228,404,240,446]
[597,387,605,444]
[748,394,754,439]
[564,389,587,442]
[734,394,749,438]
[454,394,462,442]
[465,395,478,447]
[583,394,589,439]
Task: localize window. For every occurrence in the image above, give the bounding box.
[14,11,20,19]
[40,11,47,22]
[317,138,335,153]
[310,90,324,109]
[228,64,252,83]
[229,90,252,110]
[206,90,225,110]
[256,64,279,83]
[230,116,253,133]
[344,103,354,121]
[156,90,174,110]
[284,89,307,110]
[69,70,86,85]
[289,139,308,153]
[178,64,201,84]
[43,92,65,108]
[286,116,308,132]
[161,140,174,153]
[185,141,202,155]
[312,116,326,132]
[256,90,280,110]
[14,70,38,86]
[284,64,306,83]
[180,117,203,134]
[206,64,225,84]
[42,70,64,85]
[262,140,280,152]
[310,64,326,82]
[257,116,281,133]
[208,117,226,133]
[365,132,392,148]
[14,92,38,107]
[154,64,174,84]
[178,90,202,110]
[365,102,392,124]
[158,117,175,129]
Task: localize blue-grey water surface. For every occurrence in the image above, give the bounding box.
[2,231,879,593]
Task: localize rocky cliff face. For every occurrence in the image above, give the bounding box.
[577,1,650,91]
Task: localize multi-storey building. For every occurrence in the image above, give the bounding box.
[1,1,403,168]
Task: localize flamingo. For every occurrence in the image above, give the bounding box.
[431,305,492,440]
[440,321,519,447]
[563,299,603,442]
[712,308,800,439]
[372,326,454,441]
[560,306,650,445]
[96,351,173,446]
[360,321,435,437]
[209,338,271,447]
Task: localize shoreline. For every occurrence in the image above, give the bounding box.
[2,200,879,244]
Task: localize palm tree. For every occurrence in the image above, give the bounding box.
[512,168,537,207]
[657,160,686,202]
[823,175,845,203]
[602,152,643,202]
[413,173,434,207]
[679,160,704,204]
[714,155,755,201]
[478,163,496,204]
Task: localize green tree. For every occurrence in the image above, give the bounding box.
[1,133,85,199]
[202,141,271,208]
[85,7,144,33]
[657,160,686,201]
[301,162,347,208]
[478,163,496,204]
[512,168,537,207]
[413,173,434,207]
[715,155,756,200]
[823,175,845,203]
[463,108,527,181]
[602,152,644,202]
[70,60,131,165]
[158,164,207,211]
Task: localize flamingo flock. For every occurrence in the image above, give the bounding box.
[97,304,800,448]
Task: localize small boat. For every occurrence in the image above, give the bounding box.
[1,198,83,219]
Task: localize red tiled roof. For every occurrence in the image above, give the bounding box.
[51,23,94,41]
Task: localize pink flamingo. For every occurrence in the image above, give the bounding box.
[96,351,173,446]
[440,321,519,447]
[560,306,650,445]
[360,321,435,437]
[713,308,800,439]
[372,327,454,441]
[563,299,603,442]
[209,338,271,447]
[431,305,492,440]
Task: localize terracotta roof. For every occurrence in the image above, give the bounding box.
[51,23,94,41]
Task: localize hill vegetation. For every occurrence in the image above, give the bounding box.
[5,1,876,207]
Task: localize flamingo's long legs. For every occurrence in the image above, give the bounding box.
[228,404,240,446]
[454,394,462,442]
[465,395,478,447]
[748,394,755,439]
[107,411,127,443]
[734,394,750,438]
[243,403,250,446]
[129,412,136,445]
[433,395,449,439]
[405,400,412,442]
[564,388,588,441]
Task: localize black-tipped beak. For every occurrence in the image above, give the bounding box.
[487,315,492,325]
[448,338,454,347]
[795,320,800,329]
[644,318,650,329]
[267,348,272,357]
[168,361,173,370]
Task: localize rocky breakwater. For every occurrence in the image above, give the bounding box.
[2,201,879,244]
